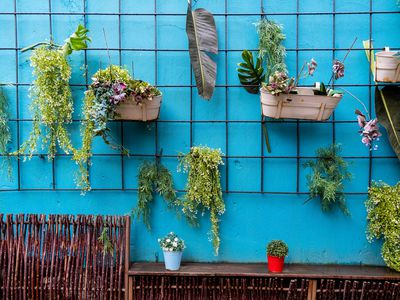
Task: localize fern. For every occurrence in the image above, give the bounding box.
[304,144,352,215]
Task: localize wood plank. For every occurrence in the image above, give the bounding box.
[128,263,400,280]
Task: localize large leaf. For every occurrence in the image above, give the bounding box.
[237,50,265,94]
[186,4,218,100]
[375,86,400,160]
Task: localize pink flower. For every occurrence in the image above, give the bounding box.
[355,110,382,150]
[307,58,317,76]
[332,60,345,80]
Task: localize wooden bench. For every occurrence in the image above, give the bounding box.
[128,262,400,299]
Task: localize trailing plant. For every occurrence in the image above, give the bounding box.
[15,24,90,160]
[366,181,400,271]
[98,227,113,255]
[186,1,218,100]
[267,240,289,258]
[0,86,12,179]
[237,50,265,94]
[178,146,225,255]
[158,232,185,252]
[256,19,287,80]
[132,158,180,230]
[303,144,351,215]
[74,65,161,191]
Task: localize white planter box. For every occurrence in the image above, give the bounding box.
[260,88,342,121]
[115,94,162,121]
[375,51,400,83]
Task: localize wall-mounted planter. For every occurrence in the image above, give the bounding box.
[260,88,342,121]
[115,94,162,122]
[375,51,400,83]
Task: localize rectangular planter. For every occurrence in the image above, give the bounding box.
[115,94,162,121]
[260,88,342,121]
[375,51,400,83]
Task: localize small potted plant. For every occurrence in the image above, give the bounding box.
[267,240,288,273]
[158,232,185,271]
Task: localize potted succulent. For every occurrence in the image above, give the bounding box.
[158,232,185,271]
[267,240,288,273]
[74,65,161,191]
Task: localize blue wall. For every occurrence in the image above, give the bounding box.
[0,0,399,265]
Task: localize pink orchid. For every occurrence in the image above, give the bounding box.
[355,110,382,150]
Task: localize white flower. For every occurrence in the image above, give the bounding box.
[157,238,161,242]
[166,239,170,243]
[174,237,178,242]
[169,248,173,251]
[170,232,174,235]
[173,242,178,247]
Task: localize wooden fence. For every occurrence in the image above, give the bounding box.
[0,214,130,300]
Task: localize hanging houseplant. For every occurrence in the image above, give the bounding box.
[186,0,218,100]
[0,85,12,179]
[260,38,357,121]
[14,24,90,160]
[74,65,161,192]
[178,146,225,255]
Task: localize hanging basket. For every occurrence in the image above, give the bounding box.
[375,51,400,83]
[115,94,162,121]
[260,88,342,121]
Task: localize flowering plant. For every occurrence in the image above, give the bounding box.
[158,232,185,252]
[355,110,382,150]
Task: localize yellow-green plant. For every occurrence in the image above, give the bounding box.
[178,146,225,255]
[0,86,12,178]
[15,25,90,160]
[366,181,400,271]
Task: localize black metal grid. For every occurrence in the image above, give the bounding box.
[0,0,398,193]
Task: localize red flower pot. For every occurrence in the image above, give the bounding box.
[267,255,285,273]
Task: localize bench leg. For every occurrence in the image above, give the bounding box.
[307,280,317,300]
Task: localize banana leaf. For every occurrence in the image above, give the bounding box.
[375,86,400,160]
[237,50,265,94]
[186,4,218,100]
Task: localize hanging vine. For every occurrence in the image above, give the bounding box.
[0,86,12,179]
[178,146,225,255]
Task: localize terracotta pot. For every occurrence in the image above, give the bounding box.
[260,88,342,121]
[267,255,285,273]
[375,51,400,83]
[115,94,162,121]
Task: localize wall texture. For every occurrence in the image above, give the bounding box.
[0,0,399,265]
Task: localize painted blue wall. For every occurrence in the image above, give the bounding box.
[0,0,399,265]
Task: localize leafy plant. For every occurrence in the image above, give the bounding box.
[98,227,113,255]
[0,86,12,179]
[237,50,265,94]
[178,146,225,255]
[267,240,289,258]
[256,19,287,80]
[74,65,160,192]
[61,24,91,56]
[375,86,400,160]
[15,24,90,160]
[303,144,351,215]
[186,3,218,100]
[366,181,400,271]
[158,232,185,252]
[132,159,180,230]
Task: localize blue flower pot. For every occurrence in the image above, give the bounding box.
[163,251,183,271]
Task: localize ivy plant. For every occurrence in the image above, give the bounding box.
[304,144,352,215]
[0,86,12,179]
[178,146,225,255]
[15,24,90,160]
[132,159,180,230]
[366,181,400,271]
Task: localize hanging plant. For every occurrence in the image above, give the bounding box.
[237,50,265,94]
[366,181,400,271]
[74,65,161,192]
[0,86,12,179]
[303,144,352,215]
[178,146,225,255]
[186,1,218,100]
[132,158,180,230]
[375,86,400,160]
[14,24,90,160]
[256,19,287,80]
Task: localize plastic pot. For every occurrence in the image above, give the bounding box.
[163,251,183,271]
[267,255,285,273]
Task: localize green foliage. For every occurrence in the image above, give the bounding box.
[237,50,265,94]
[0,86,12,179]
[98,227,114,255]
[267,240,289,258]
[132,160,179,230]
[158,232,185,252]
[304,144,351,215]
[366,181,400,271]
[179,146,225,255]
[61,24,91,56]
[256,19,287,80]
[16,47,74,160]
